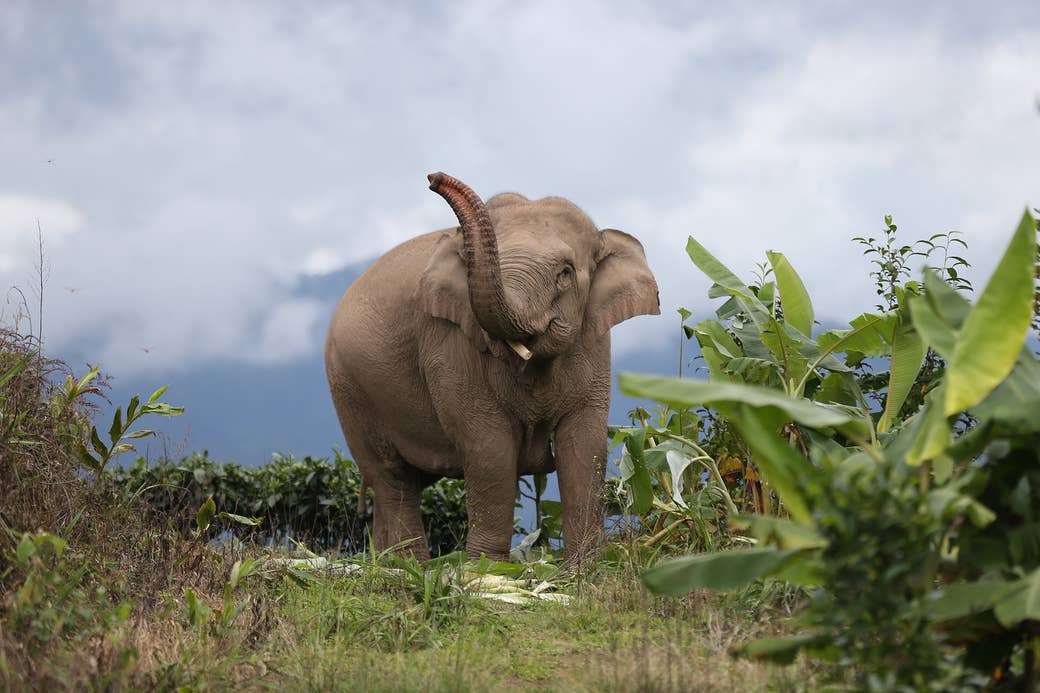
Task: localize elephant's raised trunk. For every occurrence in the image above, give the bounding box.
[428,172,530,351]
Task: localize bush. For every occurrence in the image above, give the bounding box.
[629,210,1040,688]
[0,333,277,689]
[103,452,469,556]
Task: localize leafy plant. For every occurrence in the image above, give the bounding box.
[628,210,1040,688]
[182,557,263,641]
[7,532,132,651]
[609,404,739,555]
[0,352,34,446]
[74,377,183,484]
[104,452,469,556]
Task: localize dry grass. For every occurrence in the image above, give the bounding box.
[0,328,280,690]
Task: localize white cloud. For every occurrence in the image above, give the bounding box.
[0,194,84,272]
[249,298,327,365]
[0,1,1036,375]
[300,247,346,277]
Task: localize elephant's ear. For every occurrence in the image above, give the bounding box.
[586,229,661,336]
[417,230,493,351]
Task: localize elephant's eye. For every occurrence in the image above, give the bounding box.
[556,264,574,288]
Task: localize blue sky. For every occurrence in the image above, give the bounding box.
[1,2,1038,462]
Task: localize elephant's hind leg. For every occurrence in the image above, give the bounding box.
[327,379,430,561]
[370,471,429,561]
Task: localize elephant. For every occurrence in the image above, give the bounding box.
[325,172,659,562]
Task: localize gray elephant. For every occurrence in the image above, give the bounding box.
[325,172,659,562]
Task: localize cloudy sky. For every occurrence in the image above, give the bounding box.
[1,2,1038,459]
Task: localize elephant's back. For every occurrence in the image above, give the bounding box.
[341,229,451,306]
[325,229,449,374]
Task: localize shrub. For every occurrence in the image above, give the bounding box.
[103,452,469,556]
[628,210,1040,688]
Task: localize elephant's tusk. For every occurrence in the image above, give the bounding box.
[507,340,533,360]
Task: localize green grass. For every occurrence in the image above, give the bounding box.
[227,554,818,692]
[73,547,815,692]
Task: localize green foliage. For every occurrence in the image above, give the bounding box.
[945,212,1037,415]
[104,452,469,556]
[73,374,184,483]
[853,217,972,311]
[183,557,263,641]
[629,210,1040,688]
[0,352,33,446]
[6,532,132,652]
[608,404,739,555]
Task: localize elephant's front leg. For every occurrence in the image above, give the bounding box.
[555,406,609,563]
[462,434,520,561]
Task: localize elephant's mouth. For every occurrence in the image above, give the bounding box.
[506,340,533,361]
[504,319,564,362]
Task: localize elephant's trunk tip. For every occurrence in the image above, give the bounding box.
[427,171,447,192]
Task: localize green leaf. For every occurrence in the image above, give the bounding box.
[933,453,954,485]
[642,548,802,595]
[75,366,100,393]
[994,567,1040,627]
[650,447,699,508]
[737,633,827,664]
[619,430,654,515]
[925,580,1012,621]
[0,353,32,390]
[970,348,1040,434]
[125,394,140,422]
[285,566,321,585]
[817,312,895,359]
[108,406,123,445]
[90,427,109,458]
[760,322,810,389]
[728,404,814,523]
[618,373,857,431]
[148,385,169,404]
[76,443,101,473]
[218,511,263,526]
[927,486,997,527]
[730,515,828,549]
[124,429,156,440]
[906,394,951,466]
[700,345,737,382]
[229,557,261,589]
[686,236,759,303]
[766,251,814,335]
[907,270,970,358]
[141,402,185,417]
[695,319,742,359]
[757,281,776,313]
[814,372,858,406]
[724,357,780,383]
[196,496,217,534]
[945,210,1036,416]
[878,320,927,432]
[16,536,35,563]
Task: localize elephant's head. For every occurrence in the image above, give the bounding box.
[421,172,660,360]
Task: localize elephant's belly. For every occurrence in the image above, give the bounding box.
[394,433,466,479]
[517,424,556,475]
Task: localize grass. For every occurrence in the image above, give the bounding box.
[3,531,820,690]
[254,554,816,692]
[0,327,817,690]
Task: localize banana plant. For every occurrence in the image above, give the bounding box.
[627,211,1040,686]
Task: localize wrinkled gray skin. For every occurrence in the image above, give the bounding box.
[325,173,659,562]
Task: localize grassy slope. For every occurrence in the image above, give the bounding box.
[158,554,815,692]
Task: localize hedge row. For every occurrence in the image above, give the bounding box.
[103,452,468,556]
